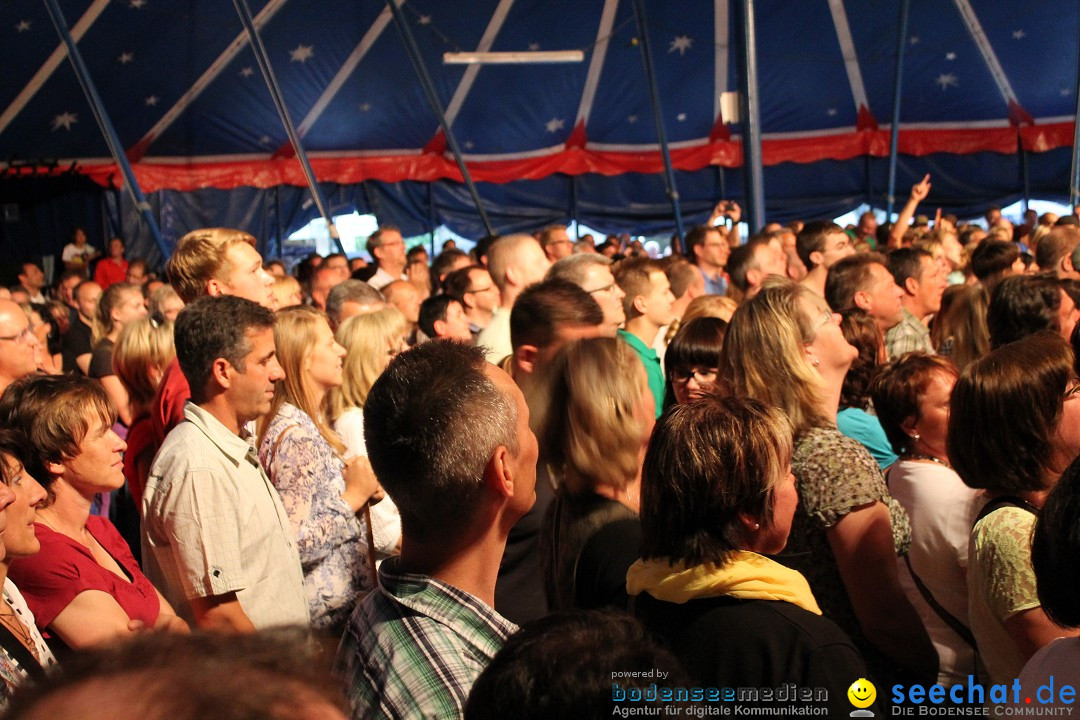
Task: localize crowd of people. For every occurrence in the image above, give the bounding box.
[0,185,1079,718]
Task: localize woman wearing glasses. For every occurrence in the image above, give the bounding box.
[662,317,728,411]
[720,278,936,687]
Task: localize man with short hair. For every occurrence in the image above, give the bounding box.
[970,239,1025,297]
[797,221,854,297]
[126,257,150,286]
[144,296,308,632]
[538,225,573,263]
[94,237,129,290]
[443,265,499,337]
[545,254,625,336]
[477,234,551,362]
[725,236,786,301]
[418,295,473,342]
[685,224,730,295]
[325,280,385,331]
[825,253,905,337]
[322,253,351,285]
[1035,225,1080,279]
[308,264,340,311]
[338,341,536,719]
[855,211,878,248]
[365,227,408,291]
[153,228,275,445]
[884,248,947,358]
[615,258,675,418]
[61,280,101,375]
[0,299,42,394]
[987,274,1079,349]
[18,261,46,303]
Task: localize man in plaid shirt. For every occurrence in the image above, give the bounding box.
[337,341,538,719]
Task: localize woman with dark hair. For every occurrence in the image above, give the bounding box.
[629,396,870,718]
[539,337,654,612]
[0,429,54,707]
[1020,454,1080,697]
[720,277,935,686]
[662,317,727,410]
[948,332,1080,684]
[89,282,147,426]
[836,308,896,470]
[0,375,187,652]
[871,353,985,686]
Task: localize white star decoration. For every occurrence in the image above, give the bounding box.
[145,95,159,106]
[909,35,920,45]
[118,52,134,64]
[936,73,958,90]
[130,0,145,8]
[669,35,692,55]
[259,135,271,145]
[545,117,565,133]
[239,66,254,77]
[359,102,371,112]
[946,51,956,61]
[1012,29,1025,40]
[15,20,31,32]
[826,108,837,116]
[51,112,77,131]
[289,44,314,63]
[528,42,540,51]
[417,15,431,25]
[627,115,638,124]
[1062,88,1073,96]
[676,112,687,122]
[464,140,475,149]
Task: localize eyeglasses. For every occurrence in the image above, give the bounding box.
[672,367,718,384]
[466,285,494,294]
[809,309,834,332]
[1065,379,1080,400]
[586,283,617,295]
[0,327,34,344]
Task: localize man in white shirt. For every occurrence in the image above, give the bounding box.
[366,227,408,291]
[144,295,308,632]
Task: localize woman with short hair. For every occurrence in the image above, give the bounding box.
[871,352,986,685]
[0,375,187,651]
[540,337,654,611]
[662,317,727,411]
[257,305,378,635]
[719,277,936,686]
[629,396,870,718]
[948,331,1080,684]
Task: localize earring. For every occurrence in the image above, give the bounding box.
[812,358,820,367]
[752,522,760,531]
[911,432,920,442]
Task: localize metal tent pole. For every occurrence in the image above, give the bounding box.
[886,0,911,219]
[1070,17,1080,212]
[631,0,685,252]
[44,0,168,259]
[386,0,494,237]
[734,0,765,233]
[233,0,345,255]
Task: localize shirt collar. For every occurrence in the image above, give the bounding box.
[182,402,259,467]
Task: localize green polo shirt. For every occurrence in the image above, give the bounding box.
[618,329,664,418]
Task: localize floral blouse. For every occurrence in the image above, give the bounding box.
[259,403,374,634]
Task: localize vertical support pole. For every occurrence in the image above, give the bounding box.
[570,175,579,239]
[733,0,765,234]
[386,0,494,237]
[887,0,911,220]
[1019,133,1031,216]
[427,182,437,256]
[43,0,168,259]
[233,0,344,254]
[1070,34,1080,212]
[631,0,685,253]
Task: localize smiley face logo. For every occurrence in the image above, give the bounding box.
[847,678,876,709]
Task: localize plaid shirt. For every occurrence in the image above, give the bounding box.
[885,307,935,359]
[337,557,518,719]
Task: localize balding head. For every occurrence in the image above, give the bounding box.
[487,234,551,307]
[0,299,41,393]
[383,280,421,324]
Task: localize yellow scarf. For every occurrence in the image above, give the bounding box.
[625,551,822,615]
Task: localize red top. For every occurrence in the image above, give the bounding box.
[151,357,191,447]
[7,515,161,632]
[93,258,128,290]
[123,413,155,507]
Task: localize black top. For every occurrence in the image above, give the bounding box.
[60,316,93,374]
[541,492,640,612]
[635,592,875,717]
[495,465,556,625]
[88,338,115,379]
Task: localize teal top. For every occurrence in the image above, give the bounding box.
[618,329,664,418]
[836,407,898,471]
